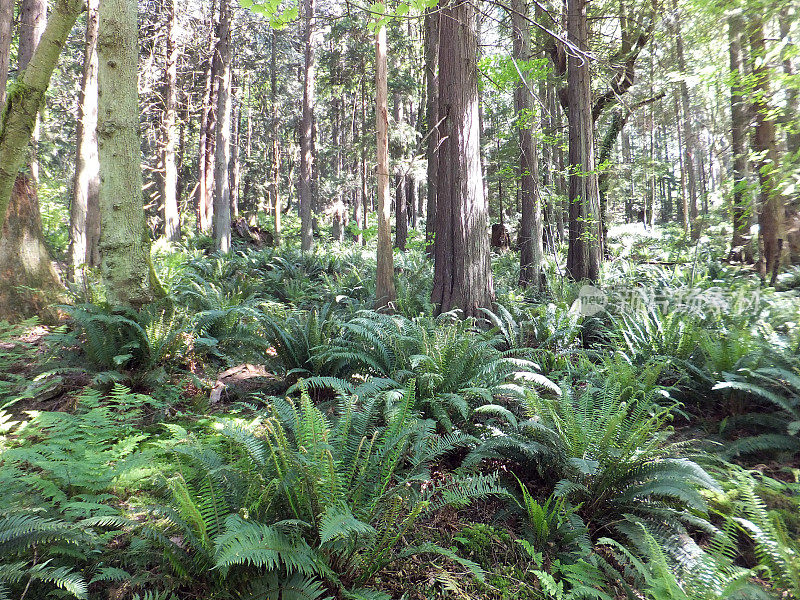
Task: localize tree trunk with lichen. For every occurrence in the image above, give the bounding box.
[0,0,83,321]
[97,0,162,308]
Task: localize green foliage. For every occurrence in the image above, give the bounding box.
[156,383,500,596]
[48,303,188,385]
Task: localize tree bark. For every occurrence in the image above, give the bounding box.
[299,0,316,251]
[375,24,396,310]
[161,0,180,241]
[565,0,602,282]
[98,0,161,307]
[69,0,101,282]
[212,0,232,252]
[511,0,544,289]
[424,7,439,256]
[0,0,13,109]
[748,15,785,285]
[0,0,84,321]
[728,13,749,255]
[19,0,46,184]
[431,0,494,318]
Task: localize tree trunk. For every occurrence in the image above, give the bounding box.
[196,0,217,233]
[565,0,602,282]
[375,25,396,310]
[69,0,101,282]
[431,0,494,317]
[19,0,46,184]
[393,93,408,251]
[0,0,13,109]
[98,0,161,307]
[728,13,749,256]
[748,15,785,285]
[424,7,439,257]
[230,102,240,219]
[212,0,232,252]
[161,0,180,241]
[299,0,316,251]
[0,0,84,227]
[270,29,281,244]
[0,0,86,321]
[511,0,544,289]
[671,0,698,238]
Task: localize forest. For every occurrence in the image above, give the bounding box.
[0,0,799,596]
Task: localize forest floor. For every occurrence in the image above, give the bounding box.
[2,221,800,600]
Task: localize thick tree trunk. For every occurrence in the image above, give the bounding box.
[728,14,749,256]
[511,0,544,289]
[565,0,602,282]
[375,25,396,310]
[98,0,161,307]
[299,0,316,251]
[671,0,698,238]
[424,7,439,256]
[431,0,494,318]
[748,16,785,285]
[212,0,231,252]
[69,0,101,282]
[0,0,84,320]
[0,0,13,109]
[0,178,63,321]
[161,0,180,241]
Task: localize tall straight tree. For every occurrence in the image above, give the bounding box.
[98,0,161,307]
[375,23,396,310]
[212,0,232,252]
[196,0,217,233]
[728,12,749,257]
[747,14,784,285]
[299,0,316,251]
[565,0,602,281]
[671,0,699,237]
[69,0,101,282]
[431,0,494,317]
[270,29,281,244]
[161,0,180,241]
[510,0,543,289]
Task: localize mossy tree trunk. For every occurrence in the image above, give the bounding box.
[97,0,161,307]
[0,0,83,321]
